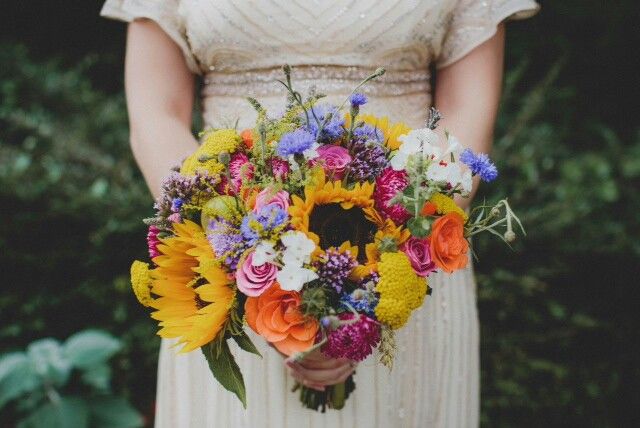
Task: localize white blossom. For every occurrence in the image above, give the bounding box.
[277,265,319,292]
[252,241,277,266]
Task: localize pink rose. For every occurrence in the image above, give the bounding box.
[236,252,277,296]
[401,237,437,277]
[253,188,290,213]
[374,167,411,225]
[315,145,352,180]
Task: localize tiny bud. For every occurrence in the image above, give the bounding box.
[352,289,366,300]
[320,316,340,331]
[490,207,501,217]
[218,152,231,165]
[504,231,516,242]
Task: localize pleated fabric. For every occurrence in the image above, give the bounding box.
[154,266,479,428]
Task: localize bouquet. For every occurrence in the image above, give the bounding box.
[130,66,523,411]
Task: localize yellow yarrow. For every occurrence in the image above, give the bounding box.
[430,192,468,221]
[180,129,240,176]
[374,252,428,329]
[130,260,153,307]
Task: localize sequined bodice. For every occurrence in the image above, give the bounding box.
[102,0,538,126]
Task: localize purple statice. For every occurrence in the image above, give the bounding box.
[348,139,388,181]
[459,148,498,182]
[155,171,218,217]
[349,93,368,107]
[240,204,288,242]
[315,249,357,293]
[304,104,345,142]
[352,123,383,143]
[322,313,381,361]
[207,218,247,270]
[276,129,316,158]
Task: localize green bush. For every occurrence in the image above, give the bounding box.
[0,329,143,427]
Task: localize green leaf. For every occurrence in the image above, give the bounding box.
[81,364,112,391]
[63,330,121,369]
[89,396,144,428]
[0,353,41,409]
[232,332,262,358]
[202,340,247,408]
[17,396,89,428]
[27,338,72,387]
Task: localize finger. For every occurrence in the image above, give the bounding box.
[287,368,325,391]
[287,360,355,385]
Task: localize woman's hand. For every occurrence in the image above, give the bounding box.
[284,349,356,391]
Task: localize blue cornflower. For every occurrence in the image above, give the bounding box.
[276,129,316,158]
[304,104,345,142]
[240,204,288,241]
[353,123,383,143]
[459,148,499,182]
[349,93,368,107]
[170,197,184,213]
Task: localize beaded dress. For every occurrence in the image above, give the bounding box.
[102,1,539,426]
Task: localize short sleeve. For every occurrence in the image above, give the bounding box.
[100,0,201,74]
[436,0,540,69]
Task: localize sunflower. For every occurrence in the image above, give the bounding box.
[289,169,381,259]
[149,220,234,353]
[345,113,411,150]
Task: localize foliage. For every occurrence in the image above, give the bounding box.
[0,330,143,427]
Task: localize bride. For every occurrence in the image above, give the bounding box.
[102,1,538,426]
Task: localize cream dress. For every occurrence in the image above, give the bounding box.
[102,1,539,426]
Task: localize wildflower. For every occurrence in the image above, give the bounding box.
[130,260,153,307]
[349,139,388,181]
[459,148,498,182]
[315,248,357,293]
[276,129,316,158]
[147,225,161,259]
[349,93,368,107]
[323,313,381,361]
[374,167,411,224]
[304,104,345,142]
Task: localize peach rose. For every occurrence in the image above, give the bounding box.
[245,283,318,356]
[429,212,469,273]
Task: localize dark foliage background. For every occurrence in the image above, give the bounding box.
[1,1,638,426]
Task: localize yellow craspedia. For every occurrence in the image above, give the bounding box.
[130,260,153,307]
[200,128,241,156]
[430,193,468,221]
[374,252,428,329]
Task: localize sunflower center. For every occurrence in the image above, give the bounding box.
[309,203,376,263]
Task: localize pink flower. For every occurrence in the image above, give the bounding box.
[374,167,411,224]
[401,237,437,277]
[167,213,182,223]
[323,313,381,361]
[229,152,254,192]
[253,188,290,213]
[314,145,352,180]
[269,158,289,180]
[147,225,161,259]
[236,252,278,297]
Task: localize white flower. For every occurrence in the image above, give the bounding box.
[277,265,319,292]
[252,241,277,266]
[442,134,462,159]
[426,160,464,187]
[303,142,320,160]
[280,231,316,266]
[392,128,441,170]
[461,170,473,195]
[390,151,409,171]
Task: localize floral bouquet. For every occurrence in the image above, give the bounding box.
[130,66,523,411]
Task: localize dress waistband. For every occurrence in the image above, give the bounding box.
[202,65,431,97]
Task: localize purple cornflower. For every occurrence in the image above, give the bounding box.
[353,124,383,143]
[459,148,498,182]
[322,313,381,361]
[348,139,389,181]
[315,249,357,293]
[276,129,316,158]
[304,104,345,142]
[240,204,288,241]
[349,93,368,107]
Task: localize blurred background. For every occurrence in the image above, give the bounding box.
[1,1,638,427]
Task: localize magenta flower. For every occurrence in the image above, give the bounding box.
[147,225,161,259]
[253,188,290,213]
[229,152,254,192]
[323,313,381,361]
[314,145,352,180]
[236,251,278,297]
[401,237,437,277]
[374,167,411,224]
[269,158,289,180]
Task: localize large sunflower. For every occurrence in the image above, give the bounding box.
[289,169,381,260]
[149,220,234,353]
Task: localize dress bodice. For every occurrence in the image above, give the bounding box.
[102,0,538,127]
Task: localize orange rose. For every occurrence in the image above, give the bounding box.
[245,283,318,356]
[429,212,468,273]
